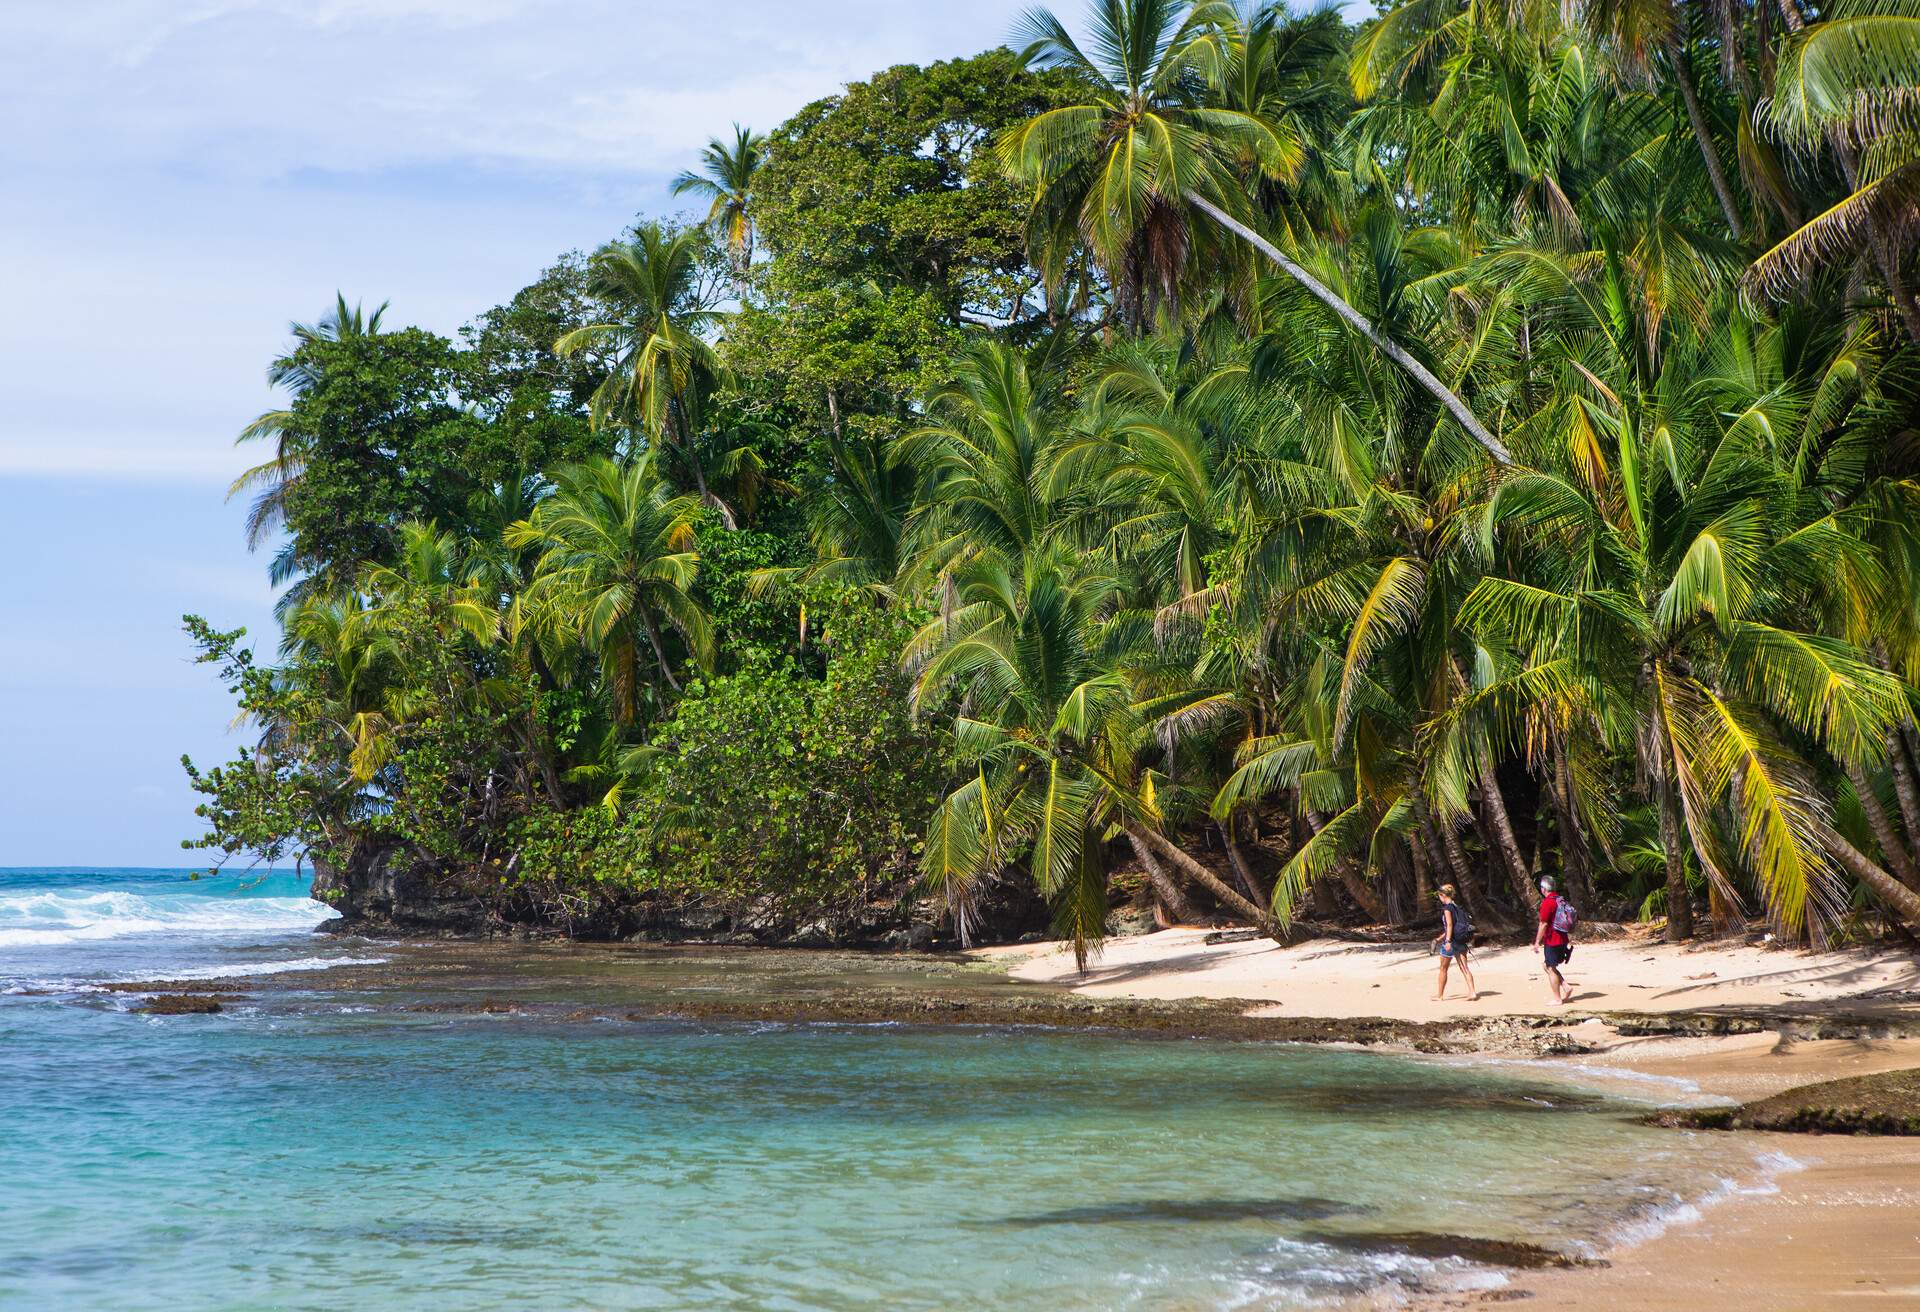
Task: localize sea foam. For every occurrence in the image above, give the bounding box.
[0,888,338,946]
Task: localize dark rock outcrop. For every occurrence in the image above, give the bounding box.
[1655,1067,1920,1135]
[309,845,965,947]
[133,994,227,1014]
[311,847,495,937]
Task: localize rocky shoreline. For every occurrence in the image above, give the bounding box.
[108,939,1920,1071]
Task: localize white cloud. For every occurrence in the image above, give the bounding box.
[7,1,1031,181]
[0,0,1036,483]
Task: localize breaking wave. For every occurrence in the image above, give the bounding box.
[0,888,338,947]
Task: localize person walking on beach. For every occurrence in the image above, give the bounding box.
[1430,884,1478,1002]
[1535,876,1576,1005]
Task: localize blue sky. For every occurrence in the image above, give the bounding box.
[0,0,1052,865]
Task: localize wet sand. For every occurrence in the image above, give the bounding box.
[1432,1135,1920,1311]
[973,928,1920,1311]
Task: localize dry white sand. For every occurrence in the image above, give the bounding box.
[975,925,1920,1022]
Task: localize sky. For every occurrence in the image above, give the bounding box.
[0,0,1052,866]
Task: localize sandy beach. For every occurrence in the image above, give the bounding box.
[976,927,1920,1310]
[978,924,1920,1020]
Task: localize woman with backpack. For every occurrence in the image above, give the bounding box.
[1430,884,1478,1002]
[1535,876,1578,1004]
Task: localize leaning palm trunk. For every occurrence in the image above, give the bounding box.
[1670,38,1745,241]
[1477,748,1539,912]
[1126,828,1199,925]
[1218,819,1271,909]
[1847,764,1920,890]
[1815,820,1920,932]
[1305,807,1391,923]
[1185,194,1514,466]
[1889,728,1920,851]
[1128,823,1287,943]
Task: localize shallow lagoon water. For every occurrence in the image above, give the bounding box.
[0,869,1739,1310]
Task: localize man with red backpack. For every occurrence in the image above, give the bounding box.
[1535,876,1578,1005]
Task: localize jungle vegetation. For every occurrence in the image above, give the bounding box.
[187,3,1920,957]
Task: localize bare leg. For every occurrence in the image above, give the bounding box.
[1456,953,1478,1001]
[1433,956,1451,1001]
[1545,965,1566,1005]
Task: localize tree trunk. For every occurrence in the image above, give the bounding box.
[1337,862,1389,924]
[1888,730,1920,852]
[641,613,683,693]
[668,400,716,508]
[1218,818,1271,909]
[1126,829,1197,926]
[1670,37,1746,241]
[1550,740,1593,908]
[1185,193,1513,465]
[1847,763,1920,890]
[1129,824,1286,942]
[1816,820,1920,931]
[1410,827,1434,917]
[1657,773,1695,941]
[1306,807,1390,922]
[1478,750,1539,912]
[1434,818,1507,929]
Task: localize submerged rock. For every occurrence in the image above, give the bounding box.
[133,994,227,1015]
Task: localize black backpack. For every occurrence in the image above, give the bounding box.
[1443,903,1474,943]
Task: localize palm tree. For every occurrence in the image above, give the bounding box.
[912,543,1273,965]
[1461,285,1918,937]
[894,339,1085,584]
[672,124,767,280]
[1744,2,1920,342]
[229,295,388,554]
[1000,0,1304,327]
[1564,0,1749,240]
[507,456,712,721]
[555,224,727,506]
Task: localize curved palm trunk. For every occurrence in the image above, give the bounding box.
[1128,823,1288,944]
[641,613,682,693]
[1670,37,1746,241]
[1432,818,1503,927]
[1656,773,1695,941]
[1126,828,1198,926]
[1184,193,1514,466]
[1847,763,1920,890]
[1816,820,1920,931]
[1218,818,1271,908]
[1305,807,1390,923]
[1477,748,1539,912]
[1888,729,1920,851]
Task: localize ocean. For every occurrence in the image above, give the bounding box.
[0,867,1753,1310]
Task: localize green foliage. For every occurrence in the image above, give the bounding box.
[624,595,951,913]
[733,50,1079,432]
[190,4,1920,947]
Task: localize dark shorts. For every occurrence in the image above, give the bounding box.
[1544,943,1573,970]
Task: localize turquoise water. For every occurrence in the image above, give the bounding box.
[0,869,1735,1310]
